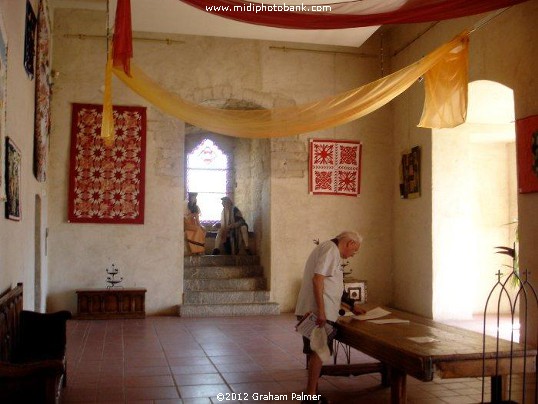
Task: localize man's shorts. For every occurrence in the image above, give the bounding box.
[297,316,335,356]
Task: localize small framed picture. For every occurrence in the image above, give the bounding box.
[344,280,367,304]
[5,137,21,220]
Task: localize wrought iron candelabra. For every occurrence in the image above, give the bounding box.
[105,263,123,289]
[481,264,537,404]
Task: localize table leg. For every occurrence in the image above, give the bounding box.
[490,375,502,403]
[381,363,391,387]
[390,367,407,404]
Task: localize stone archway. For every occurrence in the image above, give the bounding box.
[184,97,273,255]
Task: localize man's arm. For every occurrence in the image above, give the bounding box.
[312,274,326,326]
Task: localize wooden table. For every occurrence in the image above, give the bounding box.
[76,288,146,319]
[336,308,537,404]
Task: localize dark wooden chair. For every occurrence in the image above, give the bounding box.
[0,283,71,404]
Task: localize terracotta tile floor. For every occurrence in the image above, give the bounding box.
[63,313,535,403]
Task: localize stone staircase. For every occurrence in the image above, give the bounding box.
[179,254,280,317]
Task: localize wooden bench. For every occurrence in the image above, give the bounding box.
[0,283,72,404]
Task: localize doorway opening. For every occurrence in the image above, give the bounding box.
[432,80,518,332]
[34,194,43,312]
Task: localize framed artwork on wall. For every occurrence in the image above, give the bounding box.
[399,145,421,199]
[0,7,7,202]
[516,115,538,194]
[5,137,21,221]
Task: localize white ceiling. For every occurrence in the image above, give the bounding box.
[51,0,379,48]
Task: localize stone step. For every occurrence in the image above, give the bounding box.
[184,254,259,268]
[178,302,280,317]
[185,277,266,291]
[183,290,271,305]
[181,236,280,318]
[184,265,263,280]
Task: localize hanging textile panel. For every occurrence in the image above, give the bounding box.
[309,139,362,196]
[516,115,538,194]
[34,0,51,182]
[68,103,147,224]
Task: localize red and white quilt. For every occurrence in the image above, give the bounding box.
[68,103,146,224]
[309,139,362,196]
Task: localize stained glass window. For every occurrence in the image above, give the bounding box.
[186,139,231,222]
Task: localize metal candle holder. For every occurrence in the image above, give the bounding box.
[105,263,123,289]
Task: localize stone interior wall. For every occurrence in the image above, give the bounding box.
[267,32,395,311]
[47,7,395,314]
[48,9,184,314]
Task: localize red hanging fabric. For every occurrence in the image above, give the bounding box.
[179,0,528,29]
[112,0,133,76]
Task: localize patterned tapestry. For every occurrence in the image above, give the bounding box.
[33,0,51,182]
[0,8,7,202]
[68,103,146,224]
[309,139,362,196]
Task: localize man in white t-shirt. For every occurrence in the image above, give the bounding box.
[295,231,363,403]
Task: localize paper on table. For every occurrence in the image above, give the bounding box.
[354,307,391,320]
[407,336,438,343]
[368,318,410,324]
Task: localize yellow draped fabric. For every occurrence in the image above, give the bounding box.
[110,31,469,139]
[418,35,469,127]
